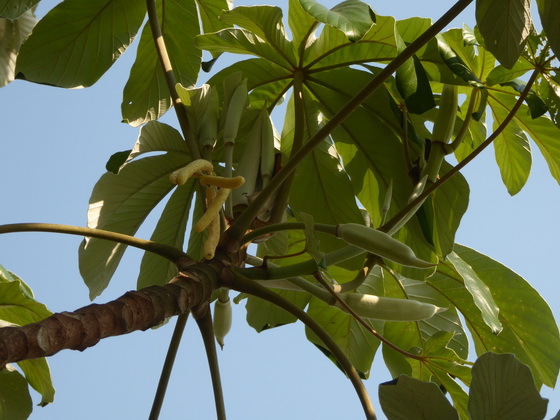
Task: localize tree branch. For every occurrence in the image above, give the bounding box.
[0,268,217,367]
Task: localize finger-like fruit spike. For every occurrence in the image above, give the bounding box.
[200,175,245,189]
[203,213,221,260]
[199,86,220,149]
[259,109,275,188]
[432,84,458,144]
[336,223,435,268]
[169,159,214,186]
[213,297,233,349]
[194,188,230,232]
[336,293,445,321]
[223,79,248,146]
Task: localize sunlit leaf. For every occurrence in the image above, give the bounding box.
[299,0,376,42]
[17,358,55,407]
[79,154,189,299]
[430,245,560,388]
[536,0,560,59]
[0,282,51,325]
[288,0,317,50]
[16,0,146,88]
[0,9,35,87]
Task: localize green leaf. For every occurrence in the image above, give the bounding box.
[305,267,384,377]
[379,374,459,420]
[79,153,189,299]
[137,181,196,289]
[16,0,146,88]
[299,0,376,42]
[0,365,32,420]
[437,35,483,87]
[485,56,534,86]
[298,212,325,266]
[0,282,52,325]
[195,0,231,34]
[446,252,501,334]
[468,352,548,419]
[17,358,55,407]
[430,245,560,388]
[187,192,206,261]
[0,265,33,299]
[0,9,35,87]
[105,150,132,174]
[536,0,560,59]
[475,0,531,69]
[303,14,396,70]
[219,6,296,66]
[246,289,311,332]
[381,268,469,379]
[288,0,317,51]
[121,0,201,126]
[489,92,532,195]
[0,0,38,19]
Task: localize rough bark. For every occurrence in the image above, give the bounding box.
[0,265,218,368]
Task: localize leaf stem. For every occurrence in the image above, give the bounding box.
[227,272,376,420]
[225,0,474,243]
[0,223,188,263]
[149,313,189,420]
[382,68,540,234]
[146,0,200,160]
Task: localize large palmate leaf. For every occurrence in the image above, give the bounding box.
[299,0,376,43]
[16,0,146,88]
[122,0,201,126]
[303,14,397,70]
[429,245,560,388]
[475,0,531,69]
[287,0,317,51]
[0,9,35,87]
[0,0,38,19]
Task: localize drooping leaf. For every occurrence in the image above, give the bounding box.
[475,0,531,69]
[488,91,532,195]
[0,0,38,19]
[446,252,501,334]
[0,9,35,87]
[0,365,32,420]
[379,374,459,420]
[429,245,560,388]
[468,352,548,419]
[246,289,311,332]
[299,0,376,42]
[16,0,146,88]
[536,0,560,59]
[79,153,189,299]
[137,181,196,289]
[17,358,55,407]
[122,0,201,126]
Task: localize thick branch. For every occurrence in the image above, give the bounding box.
[0,268,217,368]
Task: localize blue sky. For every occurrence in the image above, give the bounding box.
[1,0,559,419]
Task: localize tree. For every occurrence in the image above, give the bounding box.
[1,0,559,418]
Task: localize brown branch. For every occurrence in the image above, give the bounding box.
[0,267,218,368]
